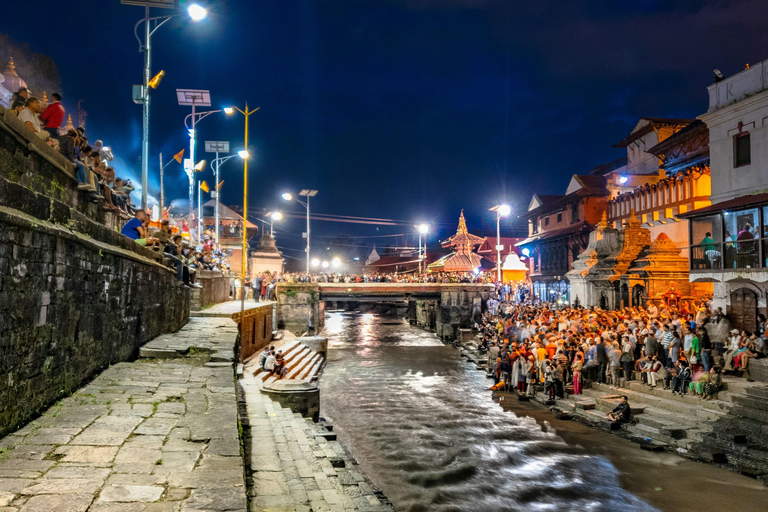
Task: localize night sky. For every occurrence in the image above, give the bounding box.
[4,0,768,262]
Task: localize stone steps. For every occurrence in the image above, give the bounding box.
[240,375,394,511]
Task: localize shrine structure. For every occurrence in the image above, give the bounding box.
[427,211,485,273]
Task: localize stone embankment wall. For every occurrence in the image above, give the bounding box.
[275,284,325,335]
[0,106,189,437]
[191,270,232,311]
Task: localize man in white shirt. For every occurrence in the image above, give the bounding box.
[264,352,277,375]
[18,97,49,140]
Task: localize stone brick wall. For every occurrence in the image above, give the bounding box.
[275,284,325,336]
[196,270,232,310]
[0,106,189,437]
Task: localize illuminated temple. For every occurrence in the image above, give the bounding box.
[427,211,485,273]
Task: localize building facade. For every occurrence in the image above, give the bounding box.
[517,175,609,303]
[681,59,768,331]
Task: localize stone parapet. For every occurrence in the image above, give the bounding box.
[196,270,231,310]
[0,105,189,437]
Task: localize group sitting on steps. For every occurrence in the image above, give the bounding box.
[480,301,766,401]
[468,298,768,479]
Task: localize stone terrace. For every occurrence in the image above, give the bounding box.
[0,318,246,512]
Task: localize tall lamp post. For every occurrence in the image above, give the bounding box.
[124,0,207,210]
[416,224,429,274]
[177,90,232,241]
[266,212,283,236]
[282,190,318,275]
[490,204,512,284]
[205,141,234,244]
[225,104,260,316]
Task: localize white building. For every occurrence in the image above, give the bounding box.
[680,59,768,331]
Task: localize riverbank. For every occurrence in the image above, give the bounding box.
[455,336,768,485]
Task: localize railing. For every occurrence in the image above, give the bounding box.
[691,240,764,270]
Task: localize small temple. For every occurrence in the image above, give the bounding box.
[427,210,485,273]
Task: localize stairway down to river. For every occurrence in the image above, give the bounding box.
[244,338,326,387]
[459,339,768,482]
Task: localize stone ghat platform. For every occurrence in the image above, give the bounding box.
[240,374,394,512]
[457,338,768,482]
[0,323,246,511]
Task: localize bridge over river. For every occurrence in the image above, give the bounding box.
[275,282,496,340]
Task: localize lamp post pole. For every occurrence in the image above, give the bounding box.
[306,196,310,276]
[496,211,502,284]
[214,150,219,243]
[230,104,260,317]
[140,5,151,211]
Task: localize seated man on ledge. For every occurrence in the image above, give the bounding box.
[120,210,158,247]
[607,395,631,423]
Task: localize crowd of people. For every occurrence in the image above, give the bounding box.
[478,299,767,422]
[10,86,136,219]
[277,271,493,284]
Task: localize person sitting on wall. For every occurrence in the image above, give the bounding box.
[120,210,158,247]
[607,395,631,423]
[18,97,49,140]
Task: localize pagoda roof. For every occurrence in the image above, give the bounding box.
[441,210,486,248]
[613,117,694,148]
[427,251,484,273]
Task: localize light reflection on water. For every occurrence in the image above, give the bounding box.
[320,312,658,512]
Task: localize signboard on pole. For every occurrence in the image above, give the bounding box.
[121,0,175,8]
[205,141,230,153]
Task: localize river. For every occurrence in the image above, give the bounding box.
[319,312,768,512]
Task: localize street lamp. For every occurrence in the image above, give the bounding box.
[416,223,429,274]
[178,89,234,241]
[490,204,512,284]
[225,103,260,317]
[205,141,237,244]
[124,0,208,210]
[331,257,341,268]
[282,189,318,275]
[266,211,283,236]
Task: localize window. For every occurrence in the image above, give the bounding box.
[545,217,550,226]
[571,203,580,223]
[557,213,563,223]
[734,133,751,167]
[724,208,759,269]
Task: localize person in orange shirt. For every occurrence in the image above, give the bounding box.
[545,338,558,359]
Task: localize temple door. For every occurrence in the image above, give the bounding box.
[729,288,758,333]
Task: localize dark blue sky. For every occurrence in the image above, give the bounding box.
[4,0,768,260]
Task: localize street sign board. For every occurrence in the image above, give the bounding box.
[121,0,174,8]
[205,141,230,153]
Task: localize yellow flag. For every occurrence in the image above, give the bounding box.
[200,181,210,193]
[217,180,224,189]
[173,149,185,163]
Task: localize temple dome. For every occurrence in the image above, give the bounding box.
[4,58,27,94]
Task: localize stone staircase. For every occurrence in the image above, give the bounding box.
[245,339,325,387]
[533,375,768,481]
[458,335,768,481]
[240,374,394,511]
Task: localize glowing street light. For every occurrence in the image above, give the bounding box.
[416,223,430,273]
[125,0,209,210]
[321,261,329,268]
[311,258,321,267]
[223,107,234,115]
[282,189,318,275]
[238,150,250,159]
[331,257,342,268]
[187,3,207,21]
[266,211,282,236]
[490,204,512,284]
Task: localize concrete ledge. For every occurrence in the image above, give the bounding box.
[261,380,320,422]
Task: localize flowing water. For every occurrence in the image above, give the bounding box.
[319,312,768,512]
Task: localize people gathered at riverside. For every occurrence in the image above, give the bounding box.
[475,301,767,404]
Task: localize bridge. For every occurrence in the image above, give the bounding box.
[275,282,496,340]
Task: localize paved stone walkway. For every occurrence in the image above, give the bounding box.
[139,316,240,362]
[0,318,246,512]
[240,375,393,512]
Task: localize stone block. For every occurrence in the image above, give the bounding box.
[97,485,164,503]
[18,494,93,512]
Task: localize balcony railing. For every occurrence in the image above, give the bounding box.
[690,239,765,271]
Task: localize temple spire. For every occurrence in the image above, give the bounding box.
[457,210,468,234]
